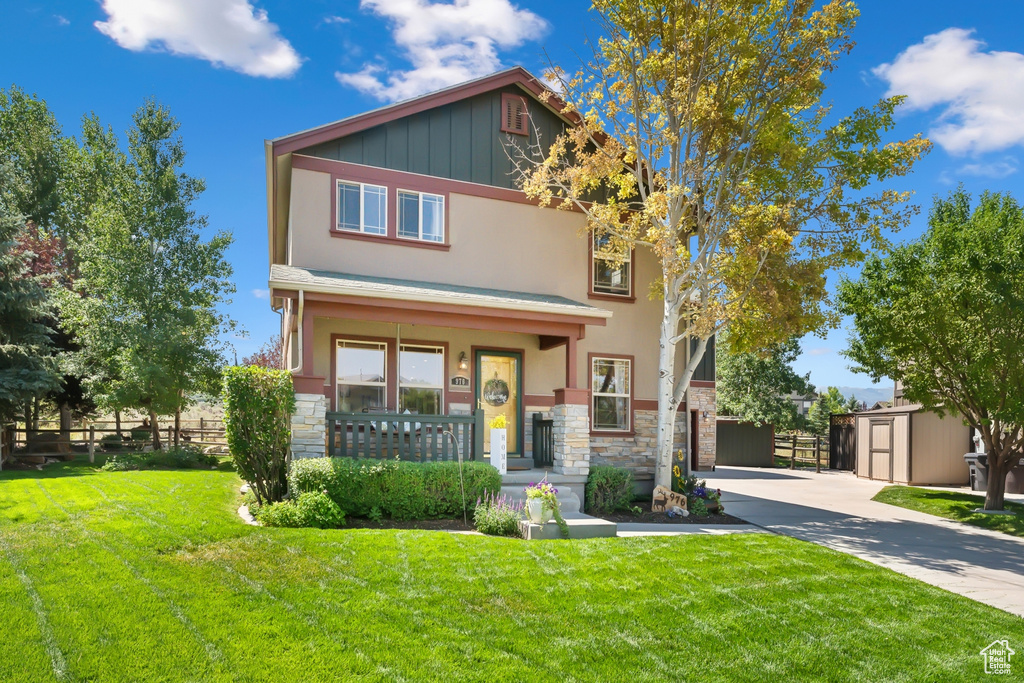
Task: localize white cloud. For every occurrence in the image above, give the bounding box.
[55,15,70,26]
[807,348,833,357]
[323,16,350,25]
[958,157,1018,179]
[252,288,269,299]
[873,28,1024,155]
[337,0,548,102]
[95,0,302,78]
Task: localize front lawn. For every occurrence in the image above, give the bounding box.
[873,485,1024,538]
[0,460,1020,681]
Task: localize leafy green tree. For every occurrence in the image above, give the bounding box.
[516,0,930,484]
[0,166,59,426]
[62,101,236,448]
[806,386,853,436]
[717,334,813,432]
[839,189,1024,510]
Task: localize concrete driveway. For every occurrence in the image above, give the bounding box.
[702,466,1024,618]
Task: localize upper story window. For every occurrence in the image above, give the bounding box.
[337,180,387,235]
[398,190,445,243]
[501,93,529,135]
[593,233,632,297]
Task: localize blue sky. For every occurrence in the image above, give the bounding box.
[4,1,1023,394]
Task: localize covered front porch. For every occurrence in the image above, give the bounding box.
[270,264,611,475]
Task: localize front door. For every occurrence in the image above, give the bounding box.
[475,350,529,468]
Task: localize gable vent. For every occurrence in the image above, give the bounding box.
[501,93,529,135]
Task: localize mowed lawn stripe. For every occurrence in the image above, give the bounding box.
[1,460,1022,681]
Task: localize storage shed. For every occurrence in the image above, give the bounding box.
[854,404,971,486]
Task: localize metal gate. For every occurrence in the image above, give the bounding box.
[829,413,856,471]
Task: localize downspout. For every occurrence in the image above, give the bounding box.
[288,290,304,375]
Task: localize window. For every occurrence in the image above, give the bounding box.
[399,345,444,414]
[337,181,386,235]
[592,357,631,431]
[398,190,444,243]
[336,340,387,412]
[501,93,529,135]
[593,233,631,296]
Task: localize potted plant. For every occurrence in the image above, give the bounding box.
[524,480,558,523]
[489,414,507,475]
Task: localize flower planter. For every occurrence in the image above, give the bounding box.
[526,498,554,524]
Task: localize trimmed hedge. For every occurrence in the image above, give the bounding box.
[291,458,501,520]
[223,366,295,504]
[585,466,635,515]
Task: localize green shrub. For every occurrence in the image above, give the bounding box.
[100,445,218,471]
[254,491,346,529]
[290,457,501,520]
[585,466,635,515]
[473,491,523,537]
[223,366,295,504]
[99,434,124,452]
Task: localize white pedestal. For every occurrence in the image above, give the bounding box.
[490,428,507,475]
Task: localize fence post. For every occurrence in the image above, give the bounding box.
[790,434,797,469]
[88,426,96,464]
[815,434,821,473]
[473,409,484,462]
[200,417,205,438]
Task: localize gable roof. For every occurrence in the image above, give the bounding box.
[270,67,571,156]
[265,67,574,269]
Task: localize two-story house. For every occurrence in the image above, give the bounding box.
[264,67,716,492]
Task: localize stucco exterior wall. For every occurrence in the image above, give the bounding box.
[286,168,674,398]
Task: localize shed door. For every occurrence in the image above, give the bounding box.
[869,418,894,482]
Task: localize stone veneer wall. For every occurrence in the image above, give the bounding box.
[688,385,717,471]
[590,386,718,476]
[551,403,590,475]
[291,393,327,459]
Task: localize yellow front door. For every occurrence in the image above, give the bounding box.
[476,351,522,455]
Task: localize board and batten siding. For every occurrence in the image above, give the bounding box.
[298,87,567,191]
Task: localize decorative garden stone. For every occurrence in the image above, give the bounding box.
[651,485,687,513]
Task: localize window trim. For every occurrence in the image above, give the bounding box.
[589,353,635,436]
[398,343,447,415]
[328,168,451,252]
[335,180,388,235]
[588,233,636,302]
[397,188,446,244]
[334,337,390,413]
[500,92,529,136]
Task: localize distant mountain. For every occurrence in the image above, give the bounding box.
[832,385,893,406]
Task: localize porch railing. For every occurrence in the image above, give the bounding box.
[532,412,554,468]
[326,410,484,462]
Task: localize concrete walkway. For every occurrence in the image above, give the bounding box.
[702,466,1024,618]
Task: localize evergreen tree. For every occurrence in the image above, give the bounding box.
[0,165,59,424]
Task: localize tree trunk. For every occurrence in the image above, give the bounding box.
[31,397,40,432]
[114,410,121,438]
[149,410,162,451]
[59,403,72,443]
[655,306,681,488]
[174,406,180,448]
[984,453,1008,511]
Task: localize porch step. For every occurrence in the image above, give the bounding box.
[520,512,617,540]
[500,469,588,514]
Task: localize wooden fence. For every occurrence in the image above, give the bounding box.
[773,433,830,472]
[4,418,227,465]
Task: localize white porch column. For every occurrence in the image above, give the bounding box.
[291,393,327,459]
[552,388,590,476]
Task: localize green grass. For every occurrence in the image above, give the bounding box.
[873,485,1024,538]
[0,460,1020,682]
